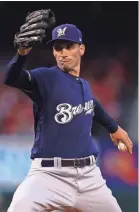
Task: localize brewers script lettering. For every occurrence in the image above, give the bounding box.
[55,100,95,124]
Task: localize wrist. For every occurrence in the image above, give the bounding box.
[17,48,32,56]
[109,124,119,134]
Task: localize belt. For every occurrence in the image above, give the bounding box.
[40,155,96,168]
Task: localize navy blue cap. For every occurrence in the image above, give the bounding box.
[46,24,82,45]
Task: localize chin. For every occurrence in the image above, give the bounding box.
[62,65,72,72]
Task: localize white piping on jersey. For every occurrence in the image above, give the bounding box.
[21,70,33,93]
[20,89,33,93]
[25,70,32,82]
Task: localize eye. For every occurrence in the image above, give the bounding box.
[53,42,74,51]
[66,43,73,50]
[54,45,62,51]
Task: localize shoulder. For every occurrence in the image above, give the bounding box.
[29,66,58,78]
[81,77,96,98]
[81,78,90,87]
[30,66,56,74]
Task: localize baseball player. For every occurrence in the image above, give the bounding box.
[4,9,133,212]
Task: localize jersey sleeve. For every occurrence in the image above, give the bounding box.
[4,54,37,91]
[93,98,118,133]
[4,54,44,103]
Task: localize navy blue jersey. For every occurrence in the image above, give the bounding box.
[4,54,118,159]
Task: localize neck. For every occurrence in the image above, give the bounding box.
[68,67,80,77]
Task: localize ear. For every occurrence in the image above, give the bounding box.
[53,47,56,57]
[80,44,85,56]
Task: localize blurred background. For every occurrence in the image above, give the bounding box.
[0,1,138,212]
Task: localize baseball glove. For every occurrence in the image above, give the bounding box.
[14,9,56,49]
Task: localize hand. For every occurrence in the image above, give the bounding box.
[110,126,133,154]
[18,47,32,55]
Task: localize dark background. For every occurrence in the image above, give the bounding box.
[0,2,138,51]
[0,2,138,79]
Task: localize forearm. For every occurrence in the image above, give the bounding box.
[4,53,27,86]
[94,99,118,133]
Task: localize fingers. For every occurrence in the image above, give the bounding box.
[124,136,133,154]
[18,48,32,55]
[27,14,50,25]
[26,9,51,21]
[110,134,118,146]
[15,36,43,49]
[20,22,47,33]
[119,134,133,154]
[110,132,133,154]
[25,9,56,27]
[17,29,45,38]
[113,139,118,146]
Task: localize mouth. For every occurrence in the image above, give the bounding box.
[60,59,71,63]
[60,61,69,63]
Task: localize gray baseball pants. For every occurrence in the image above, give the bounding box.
[7,156,122,212]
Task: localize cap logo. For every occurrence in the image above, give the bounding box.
[57,27,67,37]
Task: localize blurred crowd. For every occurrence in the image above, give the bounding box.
[0,82,34,135]
[0,45,137,143]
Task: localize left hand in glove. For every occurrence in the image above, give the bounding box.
[14,9,56,49]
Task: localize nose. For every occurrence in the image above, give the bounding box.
[60,48,68,58]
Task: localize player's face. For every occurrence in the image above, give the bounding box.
[53,40,85,72]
